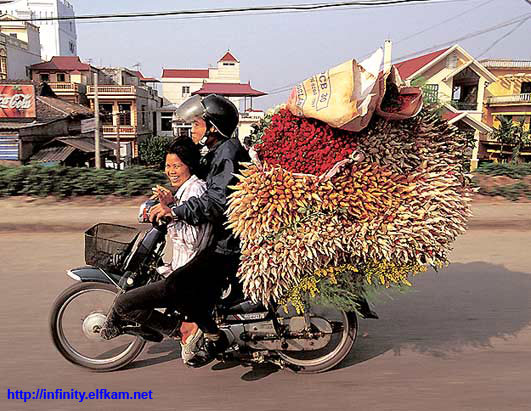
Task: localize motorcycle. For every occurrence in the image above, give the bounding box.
[49,201,374,373]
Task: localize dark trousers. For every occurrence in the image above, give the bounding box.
[114,249,240,335]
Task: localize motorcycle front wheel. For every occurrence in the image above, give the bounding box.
[49,281,146,372]
[277,304,357,374]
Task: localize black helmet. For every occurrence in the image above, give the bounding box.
[173,94,239,138]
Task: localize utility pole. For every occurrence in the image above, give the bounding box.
[93,71,101,169]
[115,111,121,170]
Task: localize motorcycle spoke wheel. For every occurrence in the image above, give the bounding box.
[51,282,145,370]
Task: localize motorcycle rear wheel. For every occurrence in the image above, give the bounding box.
[277,306,357,374]
[49,281,146,372]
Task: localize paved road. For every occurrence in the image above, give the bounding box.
[1,202,531,411]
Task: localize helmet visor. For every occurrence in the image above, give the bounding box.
[173,95,205,123]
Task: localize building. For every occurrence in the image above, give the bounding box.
[29,57,162,162]
[395,44,497,170]
[0,0,77,61]
[87,67,162,160]
[480,59,531,161]
[0,81,114,166]
[0,14,41,79]
[159,51,267,140]
[29,55,96,103]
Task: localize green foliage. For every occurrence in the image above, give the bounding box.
[312,269,409,317]
[490,116,531,163]
[0,165,166,198]
[138,136,171,169]
[476,162,531,178]
[244,108,277,147]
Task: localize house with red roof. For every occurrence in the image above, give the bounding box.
[159,51,267,139]
[395,44,497,170]
[29,57,162,165]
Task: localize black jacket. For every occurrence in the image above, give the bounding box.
[171,137,250,255]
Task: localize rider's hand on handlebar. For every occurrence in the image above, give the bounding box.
[148,203,172,223]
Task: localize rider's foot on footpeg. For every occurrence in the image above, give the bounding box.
[100,321,121,340]
[185,332,229,368]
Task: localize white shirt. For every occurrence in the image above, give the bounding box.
[166,175,213,273]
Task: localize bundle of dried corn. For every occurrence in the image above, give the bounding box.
[229,108,473,306]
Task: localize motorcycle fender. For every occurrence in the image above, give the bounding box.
[67,266,121,286]
[354,296,379,319]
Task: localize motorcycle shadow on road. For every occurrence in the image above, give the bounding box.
[124,340,281,380]
[338,261,531,370]
[121,340,182,371]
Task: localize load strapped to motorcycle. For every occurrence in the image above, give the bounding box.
[228,47,473,314]
[50,46,473,374]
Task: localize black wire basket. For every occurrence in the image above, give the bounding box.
[85,223,139,273]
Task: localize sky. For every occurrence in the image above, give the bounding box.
[70,0,531,109]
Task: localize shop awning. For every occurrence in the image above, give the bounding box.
[31,146,76,162]
[30,136,115,163]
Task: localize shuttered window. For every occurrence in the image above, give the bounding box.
[0,135,19,160]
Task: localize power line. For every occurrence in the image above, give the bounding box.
[394,13,531,61]
[6,0,467,22]
[477,16,530,58]
[395,0,496,45]
[265,13,531,96]
[71,0,469,25]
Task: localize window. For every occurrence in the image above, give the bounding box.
[424,84,439,104]
[182,86,190,96]
[161,111,173,131]
[223,62,235,66]
[174,123,191,138]
[40,73,50,82]
[141,105,146,126]
[56,73,66,82]
[521,82,531,94]
[452,85,461,101]
[100,104,114,125]
[9,33,17,39]
[118,103,132,125]
[0,48,7,80]
[69,41,75,54]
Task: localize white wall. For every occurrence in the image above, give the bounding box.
[161,78,205,107]
[1,0,77,60]
[1,33,40,78]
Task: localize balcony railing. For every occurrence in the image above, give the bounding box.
[102,125,137,135]
[48,82,81,92]
[451,100,478,111]
[480,59,531,69]
[88,85,136,94]
[487,93,531,105]
[87,85,152,99]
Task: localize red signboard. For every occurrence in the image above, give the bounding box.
[0,85,36,118]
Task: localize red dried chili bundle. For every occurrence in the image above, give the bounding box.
[254,108,357,175]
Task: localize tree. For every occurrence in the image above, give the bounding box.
[138,136,171,169]
[490,116,530,163]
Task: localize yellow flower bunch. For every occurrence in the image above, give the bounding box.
[314,264,358,285]
[282,273,320,314]
[364,260,427,287]
[283,264,358,313]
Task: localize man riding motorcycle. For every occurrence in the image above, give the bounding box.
[103,94,249,368]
